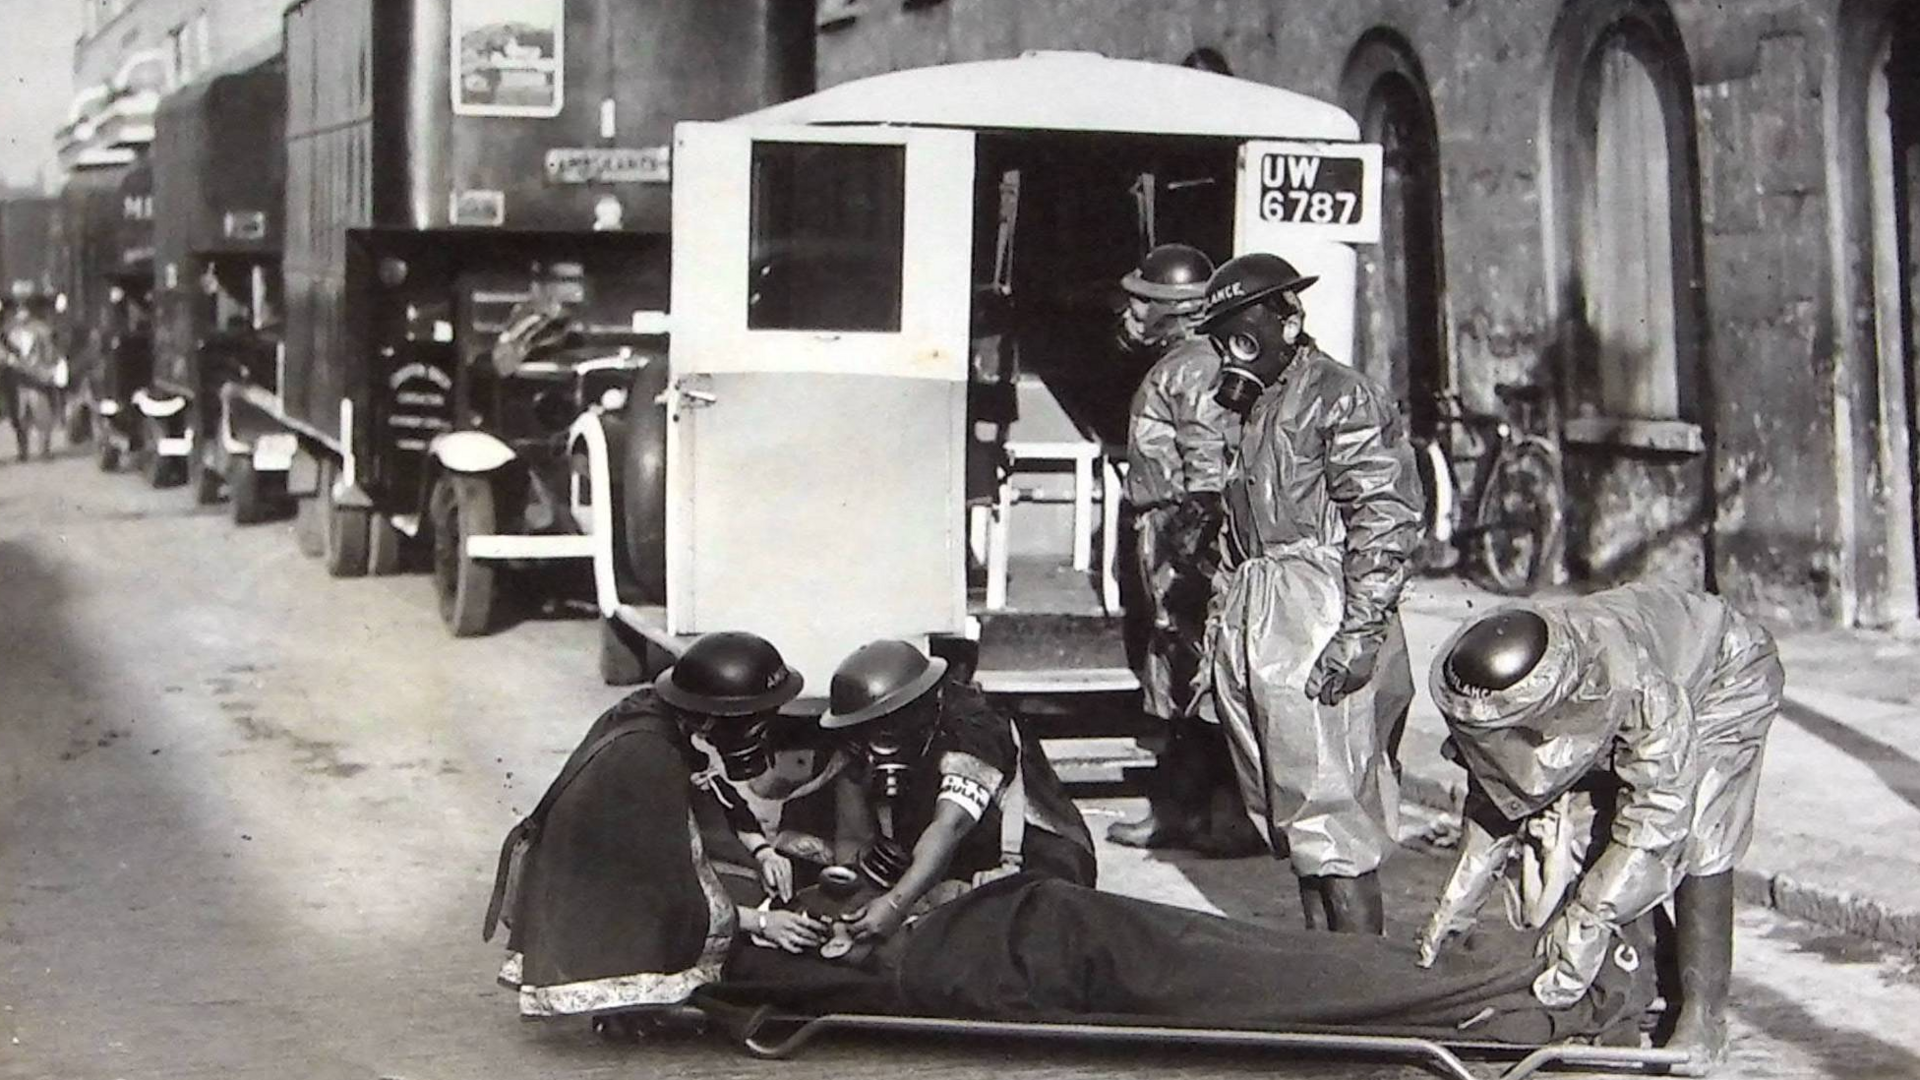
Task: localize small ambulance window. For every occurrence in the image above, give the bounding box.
[747,142,905,332]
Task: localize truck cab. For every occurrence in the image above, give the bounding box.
[586,52,1382,703]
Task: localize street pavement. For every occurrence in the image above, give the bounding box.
[2,449,1919,1080]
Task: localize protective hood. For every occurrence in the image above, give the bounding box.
[1429,604,1625,821]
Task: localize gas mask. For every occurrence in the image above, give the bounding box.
[1210,299,1305,416]
[1118,295,1204,353]
[859,715,936,803]
[687,714,774,782]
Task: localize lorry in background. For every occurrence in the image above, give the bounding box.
[266,0,813,635]
[143,57,293,522]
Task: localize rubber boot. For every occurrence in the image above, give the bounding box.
[1297,874,1331,929]
[1108,727,1209,849]
[1666,872,1734,1075]
[1321,871,1386,935]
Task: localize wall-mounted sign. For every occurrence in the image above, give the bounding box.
[1235,140,1383,246]
[451,189,507,227]
[224,210,268,241]
[452,0,564,118]
[544,145,671,184]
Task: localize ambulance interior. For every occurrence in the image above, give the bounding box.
[962,132,1236,678]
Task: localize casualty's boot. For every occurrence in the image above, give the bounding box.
[1108,728,1210,848]
[1320,871,1386,935]
[1666,871,1735,1075]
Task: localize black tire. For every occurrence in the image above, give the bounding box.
[431,475,498,637]
[321,459,371,578]
[188,406,222,506]
[1470,443,1564,596]
[616,360,670,604]
[368,514,408,576]
[598,619,673,686]
[229,455,271,525]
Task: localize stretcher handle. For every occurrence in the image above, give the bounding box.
[738,1011,1484,1080]
[1499,1042,1696,1080]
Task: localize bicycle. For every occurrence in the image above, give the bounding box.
[1411,383,1566,596]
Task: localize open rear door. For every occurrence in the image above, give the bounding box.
[667,121,976,690]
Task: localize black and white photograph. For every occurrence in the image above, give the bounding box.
[3,2,1920,1079]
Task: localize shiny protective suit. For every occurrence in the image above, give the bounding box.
[1423,582,1783,1005]
[1126,334,1234,719]
[1209,346,1423,877]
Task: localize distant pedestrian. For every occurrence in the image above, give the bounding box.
[1417,581,1783,1070]
[2,301,62,462]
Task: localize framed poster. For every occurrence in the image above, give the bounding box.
[452,0,565,118]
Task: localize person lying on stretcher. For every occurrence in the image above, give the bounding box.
[705,867,1664,1051]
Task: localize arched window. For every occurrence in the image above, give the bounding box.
[1342,33,1446,439]
[1550,3,1703,442]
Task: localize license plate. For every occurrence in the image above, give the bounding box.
[544,146,671,185]
[1237,141,1382,245]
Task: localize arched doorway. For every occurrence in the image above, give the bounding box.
[1861,6,1920,621]
[1341,34,1447,440]
[1546,0,1709,587]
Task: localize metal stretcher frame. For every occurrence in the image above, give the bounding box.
[731,1009,1699,1080]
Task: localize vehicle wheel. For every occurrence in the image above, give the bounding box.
[229,455,272,525]
[190,447,222,506]
[294,494,326,557]
[598,618,671,686]
[431,475,498,637]
[1410,438,1457,575]
[1470,443,1564,596]
[321,459,371,578]
[368,514,408,576]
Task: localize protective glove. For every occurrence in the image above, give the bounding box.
[755,847,795,902]
[1532,898,1612,1007]
[1531,844,1677,1006]
[1168,491,1225,575]
[1304,633,1380,706]
[1415,801,1517,967]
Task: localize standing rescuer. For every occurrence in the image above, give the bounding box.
[1199,252,1423,934]
[1109,243,1259,856]
[1417,582,1784,1072]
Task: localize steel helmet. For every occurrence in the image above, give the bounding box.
[820,639,950,730]
[655,631,804,716]
[1197,252,1318,334]
[1441,609,1551,695]
[1121,244,1215,304]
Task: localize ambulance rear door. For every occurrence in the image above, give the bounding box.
[666,121,976,689]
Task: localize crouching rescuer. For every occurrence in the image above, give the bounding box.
[1109,243,1259,857]
[1199,252,1424,934]
[820,640,1097,942]
[1417,582,1784,1072]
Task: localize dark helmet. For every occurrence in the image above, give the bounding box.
[820,639,949,730]
[655,631,804,716]
[1121,244,1215,304]
[1197,252,1318,334]
[1441,609,1550,695]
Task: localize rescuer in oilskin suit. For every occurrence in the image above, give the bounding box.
[1107,243,1261,857]
[1199,252,1423,935]
[820,640,1096,943]
[1416,582,1783,1073]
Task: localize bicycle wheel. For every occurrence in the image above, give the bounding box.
[1470,441,1564,595]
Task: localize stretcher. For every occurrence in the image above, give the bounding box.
[718,1007,1700,1079]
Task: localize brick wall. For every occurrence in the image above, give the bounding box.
[815,0,1912,626]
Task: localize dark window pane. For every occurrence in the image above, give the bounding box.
[747,142,905,332]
